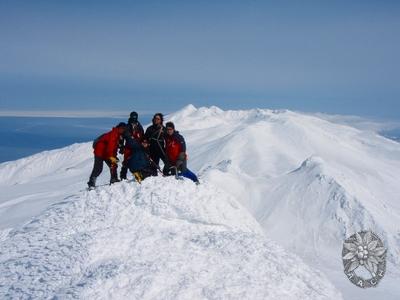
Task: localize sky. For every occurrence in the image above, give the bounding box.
[0,0,399,119]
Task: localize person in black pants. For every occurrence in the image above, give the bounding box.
[88,123,126,188]
[144,113,166,167]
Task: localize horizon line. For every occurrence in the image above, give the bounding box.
[0,110,172,118]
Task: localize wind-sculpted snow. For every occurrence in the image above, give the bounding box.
[0,178,341,299]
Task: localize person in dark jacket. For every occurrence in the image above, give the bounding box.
[144,113,166,167]
[88,122,127,188]
[125,135,157,183]
[164,122,199,184]
[120,111,145,180]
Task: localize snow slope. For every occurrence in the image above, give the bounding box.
[0,143,93,230]
[1,104,399,299]
[169,105,400,299]
[0,177,340,299]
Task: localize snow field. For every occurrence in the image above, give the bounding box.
[0,177,341,299]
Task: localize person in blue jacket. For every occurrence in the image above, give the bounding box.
[124,134,157,183]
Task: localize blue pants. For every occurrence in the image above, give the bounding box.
[179,169,199,183]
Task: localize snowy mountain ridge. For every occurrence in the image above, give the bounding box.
[173,105,400,266]
[1,104,400,299]
[172,105,400,299]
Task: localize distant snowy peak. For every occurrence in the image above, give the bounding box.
[168,105,295,130]
[168,104,198,120]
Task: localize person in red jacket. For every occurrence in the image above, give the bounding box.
[87,122,127,189]
[164,122,199,183]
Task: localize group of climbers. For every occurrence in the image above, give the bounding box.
[87,111,199,189]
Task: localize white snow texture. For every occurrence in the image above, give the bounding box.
[1,105,400,299]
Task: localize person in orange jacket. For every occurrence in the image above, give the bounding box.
[87,122,127,188]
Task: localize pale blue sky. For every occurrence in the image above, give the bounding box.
[0,0,399,119]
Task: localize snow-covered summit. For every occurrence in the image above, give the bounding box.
[0,177,340,299]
